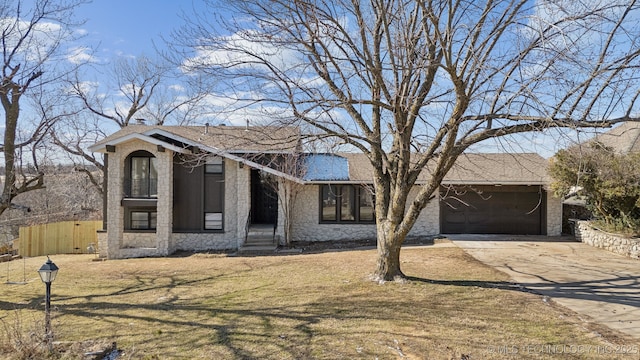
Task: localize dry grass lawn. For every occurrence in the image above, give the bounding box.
[0,245,635,359]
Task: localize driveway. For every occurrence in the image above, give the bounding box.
[448,235,640,339]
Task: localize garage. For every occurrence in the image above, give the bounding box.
[440,185,546,235]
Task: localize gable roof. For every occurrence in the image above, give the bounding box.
[592,122,640,154]
[91,126,548,185]
[308,152,549,185]
[89,125,301,153]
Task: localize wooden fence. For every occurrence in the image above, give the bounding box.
[16,221,102,257]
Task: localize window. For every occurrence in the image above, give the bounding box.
[359,189,375,222]
[321,185,337,221]
[320,185,375,223]
[130,210,157,230]
[205,156,223,174]
[173,153,225,232]
[340,185,355,221]
[204,212,223,230]
[129,153,158,197]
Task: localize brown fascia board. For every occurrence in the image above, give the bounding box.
[88,133,189,154]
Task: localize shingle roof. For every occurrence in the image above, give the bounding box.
[335,152,548,184]
[91,125,301,153]
[593,122,640,154]
[92,125,548,185]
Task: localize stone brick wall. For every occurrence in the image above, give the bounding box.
[97,231,107,258]
[101,139,173,259]
[574,220,640,259]
[122,232,156,248]
[290,185,439,242]
[290,185,375,242]
[546,191,563,236]
[233,164,249,247]
[99,139,254,259]
[172,233,237,251]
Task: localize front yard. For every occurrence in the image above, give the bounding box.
[0,245,634,359]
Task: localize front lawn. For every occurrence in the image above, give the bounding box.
[0,245,633,359]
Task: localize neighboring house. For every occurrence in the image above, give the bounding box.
[89,125,562,259]
[591,121,640,154]
[559,122,640,232]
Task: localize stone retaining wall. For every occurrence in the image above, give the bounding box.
[574,220,640,259]
[171,233,238,252]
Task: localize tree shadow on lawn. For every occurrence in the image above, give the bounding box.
[410,272,640,309]
[51,289,442,359]
[5,275,634,359]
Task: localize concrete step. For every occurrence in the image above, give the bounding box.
[246,235,274,241]
[245,237,274,244]
[239,244,277,253]
[247,232,273,238]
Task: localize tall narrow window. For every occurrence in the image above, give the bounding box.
[130,155,157,197]
[359,189,375,222]
[321,185,337,221]
[340,185,355,221]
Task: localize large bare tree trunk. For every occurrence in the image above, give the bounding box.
[373,221,406,282]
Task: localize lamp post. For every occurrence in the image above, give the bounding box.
[37,257,59,349]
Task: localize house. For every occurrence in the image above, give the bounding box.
[89,125,562,259]
[560,122,640,231]
[591,121,640,154]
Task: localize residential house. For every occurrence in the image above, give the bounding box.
[560,122,640,231]
[90,125,562,259]
[592,121,640,154]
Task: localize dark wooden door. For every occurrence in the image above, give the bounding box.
[251,170,278,224]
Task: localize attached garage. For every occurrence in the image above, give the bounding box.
[440,185,546,235]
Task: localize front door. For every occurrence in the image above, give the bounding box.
[251,169,278,224]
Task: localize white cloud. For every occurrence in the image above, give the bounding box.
[72,80,100,95]
[182,31,300,74]
[66,46,96,64]
[168,84,185,92]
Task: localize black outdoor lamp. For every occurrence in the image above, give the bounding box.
[37,257,59,347]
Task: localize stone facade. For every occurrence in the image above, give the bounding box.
[290,184,561,241]
[100,139,250,259]
[546,191,563,236]
[574,220,640,259]
[289,185,439,242]
[122,232,156,248]
[99,136,562,258]
[171,233,238,252]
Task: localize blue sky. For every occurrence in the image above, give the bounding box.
[75,0,197,61]
[67,0,610,158]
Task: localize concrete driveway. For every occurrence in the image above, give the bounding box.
[447,235,640,339]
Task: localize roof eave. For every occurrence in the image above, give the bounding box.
[88,133,190,154]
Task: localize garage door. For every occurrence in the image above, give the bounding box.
[440,185,545,235]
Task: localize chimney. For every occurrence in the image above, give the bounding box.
[204,123,209,134]
[246,119,249,131]
[135,118,146,125]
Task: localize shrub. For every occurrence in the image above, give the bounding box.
[549,141,640,235]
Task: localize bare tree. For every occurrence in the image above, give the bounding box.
[249,153,306,246]
[0,0,87,217]
[175,0,640,281]
[53,55,208,194]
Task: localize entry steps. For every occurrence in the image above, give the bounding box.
[240,224,277,253]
